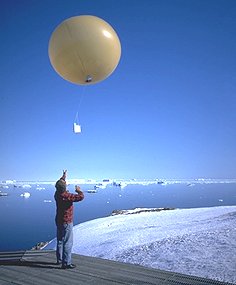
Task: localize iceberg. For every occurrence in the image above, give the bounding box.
[45,206,236,284]
[20,192,31,198]
[19,184,31,189]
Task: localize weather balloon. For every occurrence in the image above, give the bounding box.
[48,15,121,85]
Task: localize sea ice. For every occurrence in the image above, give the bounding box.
[20,192,31,198]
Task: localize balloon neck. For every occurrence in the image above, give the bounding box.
[85,75,93,83]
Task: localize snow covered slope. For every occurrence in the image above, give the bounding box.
[45,206,236,283]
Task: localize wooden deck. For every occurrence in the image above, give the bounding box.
[0,250,234,285]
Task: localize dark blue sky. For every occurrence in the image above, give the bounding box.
[1,0,236,181]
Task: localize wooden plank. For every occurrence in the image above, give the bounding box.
[0,250,55,262]
[0,251,25,261]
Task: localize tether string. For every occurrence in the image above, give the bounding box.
[74,85,87,124]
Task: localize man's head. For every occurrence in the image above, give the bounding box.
[55,179,66,193]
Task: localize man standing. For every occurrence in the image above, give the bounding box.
[54,170,84,269]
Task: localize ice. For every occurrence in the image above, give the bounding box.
[20,184,31,188]
[45,206,236,283]
[20,192,31,198]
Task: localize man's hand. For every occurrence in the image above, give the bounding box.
[62,169,67,180]
[75,185,82,193]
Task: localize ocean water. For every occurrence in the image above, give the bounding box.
[0,181,236,251]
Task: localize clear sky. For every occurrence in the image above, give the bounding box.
[1,0,236,181]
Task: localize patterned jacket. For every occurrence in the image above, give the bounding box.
[54,179,84,224]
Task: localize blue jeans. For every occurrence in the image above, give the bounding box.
[56,222,73,265]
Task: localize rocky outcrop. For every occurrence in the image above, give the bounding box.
[111,207,175,216]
